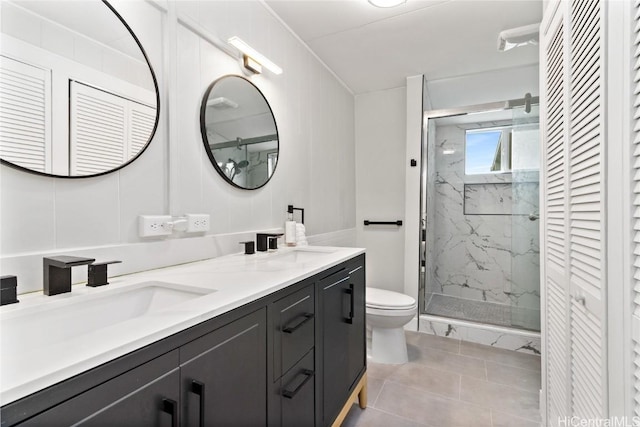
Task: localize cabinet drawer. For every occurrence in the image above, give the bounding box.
[278,350,315,427]
[19,351,180,426]
[273,284,315,379]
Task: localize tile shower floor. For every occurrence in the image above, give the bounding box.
[425,294,541,332]
[343,331,541,427]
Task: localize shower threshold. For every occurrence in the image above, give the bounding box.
[425,294,540,332]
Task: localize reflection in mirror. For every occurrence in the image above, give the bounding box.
[0,0,159,177]
[200,75,278,190]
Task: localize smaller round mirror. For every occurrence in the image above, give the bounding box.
[200,75,279,190]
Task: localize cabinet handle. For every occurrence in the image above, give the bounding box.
[282,313,314,333]
[345,284,355,324]
[191,380,206,427]
[161,398,178,427]
[282,369,314,399]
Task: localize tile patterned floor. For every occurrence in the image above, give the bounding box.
[343,331,541,427]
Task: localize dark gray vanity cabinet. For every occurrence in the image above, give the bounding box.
[319,255,366,427]
[180,308,267,427]
[19,351,181,426]
[3,254,366,427]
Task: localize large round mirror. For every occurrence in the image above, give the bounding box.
[0,0,159,177]
[200,75,279,190]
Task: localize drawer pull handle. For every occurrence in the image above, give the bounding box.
[282,313,314,333]
[161,398,178,427]
[282,369,314,399]
[345,284,355,324]
[191,380,206,427]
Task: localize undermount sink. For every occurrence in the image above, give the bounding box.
[267,248,337,264]
[0,282,215,352]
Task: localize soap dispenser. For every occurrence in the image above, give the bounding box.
[285,205,297,246]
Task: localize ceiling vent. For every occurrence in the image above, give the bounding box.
[497,23,540,51]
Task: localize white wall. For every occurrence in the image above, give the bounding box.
[0,0,356,294]
[355,87,406,293]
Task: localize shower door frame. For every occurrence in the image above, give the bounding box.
[418,95,540,317]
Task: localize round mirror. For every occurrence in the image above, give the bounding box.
[200,75,279,190]
[0,0,159,177]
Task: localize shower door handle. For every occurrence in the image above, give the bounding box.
[528,213,539,221]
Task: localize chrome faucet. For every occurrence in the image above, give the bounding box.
[43,256,95,296]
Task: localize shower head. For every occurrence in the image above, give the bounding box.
[497,23,540,52]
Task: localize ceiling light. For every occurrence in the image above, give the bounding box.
[368,0,406,7]
[497,23,540,51]
[227,36,283,75]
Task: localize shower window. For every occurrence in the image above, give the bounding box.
[465,128,511,175]
[465,125,539,175]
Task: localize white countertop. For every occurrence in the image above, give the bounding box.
[0,246,364,406]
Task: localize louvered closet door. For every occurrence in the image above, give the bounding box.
[542,2,572,424]
[542,0,608,423]
[127,103,155,160]
[568,0,607,418]
[70,81,128,175]
[631,0,640,417]
[0,56,51,173]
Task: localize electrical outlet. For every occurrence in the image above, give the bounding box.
[186,214,210,232]
[138,215,173,237]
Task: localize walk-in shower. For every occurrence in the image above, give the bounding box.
[419,95,541,347]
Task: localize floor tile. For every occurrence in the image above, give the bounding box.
[343,405,428,427]
[459,340,541,371]
[367,361,401,381]
[409,346,487,380]
[491,409,541,427]
[348,332,543,427]
[375,380,493,427]
[459,376,540,421]
[406,331,461,354]
[485,360,542,391]
[388,362,460,399]
[365,377,384,407]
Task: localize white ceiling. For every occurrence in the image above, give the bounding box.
[265,0,542,95]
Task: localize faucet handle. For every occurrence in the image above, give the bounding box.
[239,241,255,255]
[87,261,122,287]
[268,234,284,250]
[0,275,19,306]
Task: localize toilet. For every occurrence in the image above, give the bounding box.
[366,288,417,364]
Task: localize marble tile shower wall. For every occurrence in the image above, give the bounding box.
[427,125,540,310]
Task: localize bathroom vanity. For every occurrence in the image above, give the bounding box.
[0,247,366,427]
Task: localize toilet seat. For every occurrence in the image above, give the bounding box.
[366,288,416,310]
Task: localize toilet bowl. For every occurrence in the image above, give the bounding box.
[366,288,417,364]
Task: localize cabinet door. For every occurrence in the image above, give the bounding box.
[346,259,366,390]
[320,268,353,426]
[19,351,180,426]
[180,308,267,427]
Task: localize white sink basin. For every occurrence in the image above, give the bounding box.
[267,248,337,264]
[0,282,214,352]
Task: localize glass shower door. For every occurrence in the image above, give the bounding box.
[509,103,541,332]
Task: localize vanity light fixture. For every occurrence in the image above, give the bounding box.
[367,0,406,8]
[227,36,283,75]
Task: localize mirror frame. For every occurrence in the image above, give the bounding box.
[0,0,160,179]
[199,75,279,191]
